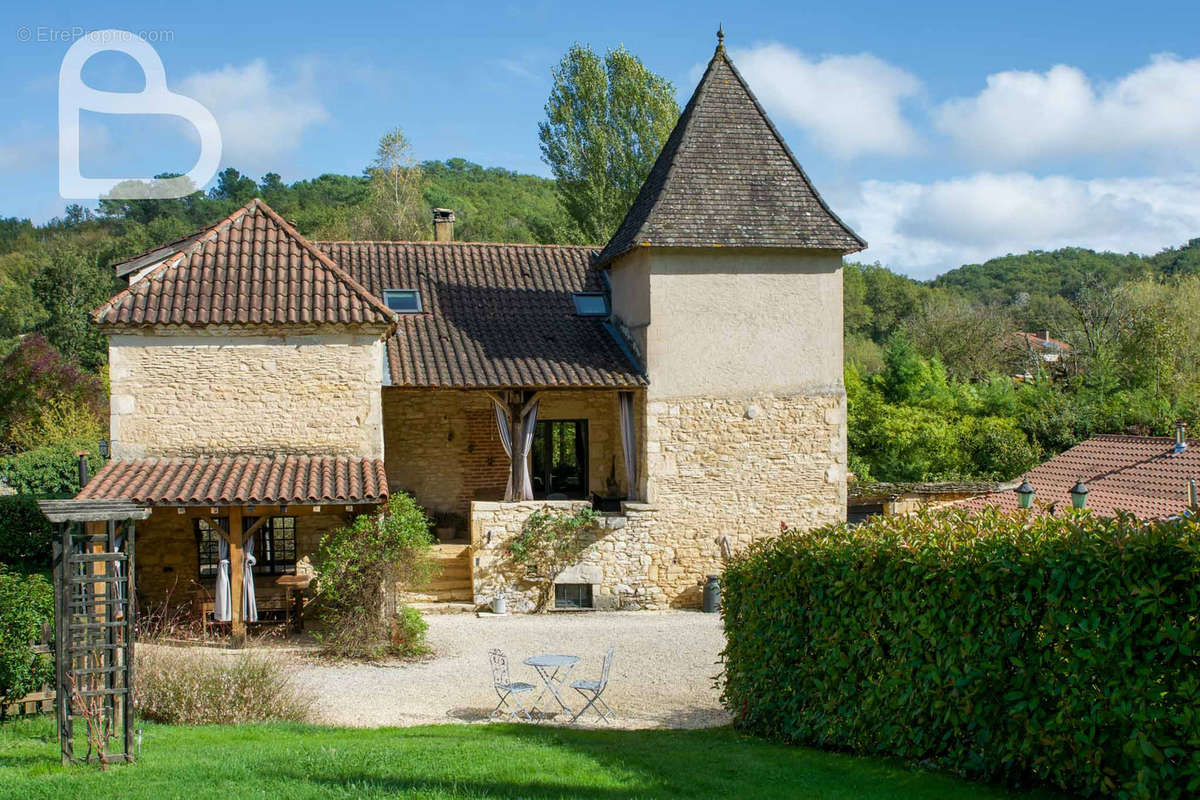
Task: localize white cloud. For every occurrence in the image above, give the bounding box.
[936,54,1200,164]
[179,59,328,167]
[835,172,1200,279]
[730,43,923,159]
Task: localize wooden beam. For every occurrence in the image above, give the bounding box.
[228,507,245,647]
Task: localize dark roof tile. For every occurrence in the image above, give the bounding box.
[596,44,865,267]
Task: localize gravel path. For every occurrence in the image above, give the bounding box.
[291,611,729,729]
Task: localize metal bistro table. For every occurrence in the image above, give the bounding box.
[523,654,581,718]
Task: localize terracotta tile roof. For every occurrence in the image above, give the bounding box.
[94,199,395,328]
[316,241,645,389]
[75,456,389,506]
[954,435,1200,520]
[1016,331,1072,352]
[595,43,865,268]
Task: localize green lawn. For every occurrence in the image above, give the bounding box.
[0,716,1066,800]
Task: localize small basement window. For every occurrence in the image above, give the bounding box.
[554,583,594,610]
[572,293,608,316]
[383,288,422,313]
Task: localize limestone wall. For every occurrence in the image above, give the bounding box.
[470,500,667,612]
[108,329,385,459]
[382,389,631,526]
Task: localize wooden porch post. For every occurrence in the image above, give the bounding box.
[228,506,245,647]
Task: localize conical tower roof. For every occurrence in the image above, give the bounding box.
[595,36,866,267]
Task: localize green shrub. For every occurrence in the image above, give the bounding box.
[0,568,54,716]
[721,509,1200,799]
[312,493,437,659]
[0,441,101,497]
[0,495,53,567]
[134,647,310,724]
[389,605,431,658]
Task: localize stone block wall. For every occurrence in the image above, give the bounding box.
[108,329,385,459]
[382,389,629,526]
[470,500,668,612]
[643,391,846,604]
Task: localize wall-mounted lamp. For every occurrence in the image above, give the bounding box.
[98,439,110,458]
[1015,480,1035,509]
[1070,479,1089,510]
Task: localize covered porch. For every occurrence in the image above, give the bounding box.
[74,455,389,644]
[382,386,647,540]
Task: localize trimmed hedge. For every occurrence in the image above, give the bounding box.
[721,509,1200,798]
[0,495,53,567]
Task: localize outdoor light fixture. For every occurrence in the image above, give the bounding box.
[1016,480,1035,509]
[98,438,110,458]
[1070,479,1089,510]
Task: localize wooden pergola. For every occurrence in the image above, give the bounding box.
[38,498,148,765]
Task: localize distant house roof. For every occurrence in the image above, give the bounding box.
[594,41,865,268]
[317,241,645,389]
[93,199,395,328]
[76,455,389,506]
[1015,331,1072,352]
[954,435,1200,519]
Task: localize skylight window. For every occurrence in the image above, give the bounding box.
[572,293,609,317]
[383,289,422,313]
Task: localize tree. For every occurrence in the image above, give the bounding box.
[209,168,258,203]
[538,44,679,244]
[30,244,114,370]
[364,127,428,240]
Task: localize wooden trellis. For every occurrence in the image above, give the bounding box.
[39,500,148,766]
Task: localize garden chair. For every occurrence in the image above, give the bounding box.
[488,649,536,722]
[569,647,616,724]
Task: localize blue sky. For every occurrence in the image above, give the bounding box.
[2,0,1199,277]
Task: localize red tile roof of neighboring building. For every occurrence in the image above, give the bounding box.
[954,434,1200,519]
[94,199,395,328]
[76,455,389,506]
[595,42,865,268]
[1015,331,1072,352]
[317,241,646,388]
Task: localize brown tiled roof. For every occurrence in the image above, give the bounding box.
[76,456,389,506]
[316,241,645,388]
[595,43,865,268]
[94,199,395,328]
[954,435,1200,520]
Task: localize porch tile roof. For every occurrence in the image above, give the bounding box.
[95,199,395,328]
[316,241,646,388]
[953,434,1200,520]
[75,455,389,507]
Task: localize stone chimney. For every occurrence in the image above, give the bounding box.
[433,208,455,242]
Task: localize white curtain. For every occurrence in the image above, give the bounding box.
[619,391,638,499]
[492,398,515,500]
[516,399,539,500]
[243,534,258,623]
[215,536,231,622]
[493,397,539,501]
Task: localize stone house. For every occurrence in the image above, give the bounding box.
[75,38,864,628]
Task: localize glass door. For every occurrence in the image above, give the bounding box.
[531,419,588,499]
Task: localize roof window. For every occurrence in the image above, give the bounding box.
[572,293,609,317]
[383,288,422,313]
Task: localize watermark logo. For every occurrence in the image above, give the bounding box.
[59,29,221,200]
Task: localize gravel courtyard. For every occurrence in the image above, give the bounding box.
[291,611,729,729]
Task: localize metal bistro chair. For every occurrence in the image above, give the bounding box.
[569,647,616,724]
[489,649,536,722]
